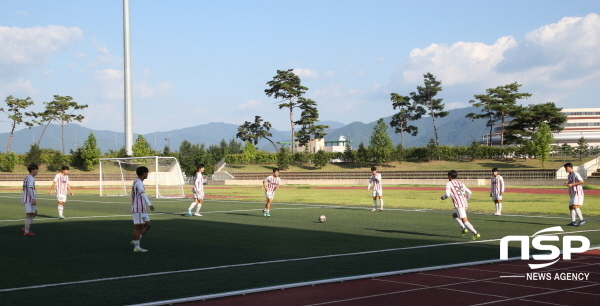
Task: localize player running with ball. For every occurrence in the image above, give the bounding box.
[130,166,155,252]
[262,168,281,217]
[441,170,480,240]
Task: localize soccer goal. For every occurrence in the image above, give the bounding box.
[99,156,186,198]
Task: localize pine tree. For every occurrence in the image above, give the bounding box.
[369,118,393,164]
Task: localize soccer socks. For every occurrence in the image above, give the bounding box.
[379,199,384,210]
[498,203,502,214]
[58,204,64,216]
[570,209,577,222]
[195,204,202,213]
[24,217,33,232]
[454,217,465,229]
[133,240,140,248]
[575,208,583,221]
[188,202,196,210]
[464,221,477,234]
[372,200,377,209]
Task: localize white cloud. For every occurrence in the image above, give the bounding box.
[377,56,386,63]
[93,69,123,100]
[15,10,28,16]
[293,68,335,79]
[0,25,83,80]
[392,13,600,108]
[135,81,173,99]
[0,78,40,98]
[237,99,263,110]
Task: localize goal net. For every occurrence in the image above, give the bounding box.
[99,156,186,198]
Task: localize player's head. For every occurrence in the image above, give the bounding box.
[492,167,499,175]
[197,164,205,172]
[371,166,377,173]
[272,168,279,177]
[27,164,38,175]
[447,170,458,179]
[136,166,149,179]
[61,165,70,173]
[564,163,574,172]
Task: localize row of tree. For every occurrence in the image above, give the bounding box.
[389,74,567,147]
[1,95,88,154]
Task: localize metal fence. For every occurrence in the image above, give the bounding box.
[228,169,557,180]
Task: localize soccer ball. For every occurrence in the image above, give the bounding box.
[319,215,326,223]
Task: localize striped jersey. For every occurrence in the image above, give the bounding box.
[22,175,36,204]
[490,175,504,196]
[54,173,69,195]
[131,179,148,213]
[567,172,584,198]
[263,175,281,193]
[192,173,204,193]
[369,173,382,191]
[445,180,472,208]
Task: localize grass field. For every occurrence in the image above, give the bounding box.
[1,188,599,305]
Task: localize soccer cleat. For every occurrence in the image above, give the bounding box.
[59,215,66,219]
[472,233,481,240]
[130,240,135,246]
[265,213,271,217]
[133,247,148,252]
[577,220,586,226]
[23,232,36,236]
[567,221,577,226]
[371,209,377,211]
[21,227,25,231]
[194,213,202,216]
[461,228,468,236]
[379,209,384,211]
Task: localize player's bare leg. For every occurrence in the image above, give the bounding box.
[568,205,584,226]
[453,212,466,234]
[194,199,203,216]
[23,212,36,235]
[132,222,151,252]
[371,196,377,211]
[461,217,480,240]
[264,198,273,217]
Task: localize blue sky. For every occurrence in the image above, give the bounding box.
[1,0,599,135]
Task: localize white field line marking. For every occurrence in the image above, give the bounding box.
[3,234,600,294]
[517,300,569,306]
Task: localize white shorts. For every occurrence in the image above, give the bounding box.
[57,194,67,203]
[265,191,275,199]
[372,190,383,197]
[24,203,37,214]
[569,195,584,206]
[454,207,467,219]
[492,194,502,201]
[132,212,151,225]
[193,192,204,200]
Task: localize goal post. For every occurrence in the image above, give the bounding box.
[99,156,186,198]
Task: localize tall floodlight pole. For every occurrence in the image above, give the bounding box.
[123,0,134,156]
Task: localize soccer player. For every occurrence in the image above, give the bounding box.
[49,165,74,219]
[262,168,281,217]
[131,166,155,252]
[187,164,205,217]
[22,164,38,236]
[490,167,504,216]
[441,170,480,240]
[564,163,585,226]
[367,166,383,211]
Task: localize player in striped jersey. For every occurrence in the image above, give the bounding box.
[367,167,384,211]
[490,168,504,216]
[441,170,480,240]
[262,168,281,217]
[187,164,205,217]
[130,166,155,252]
[22,164,38,235]
[564,163,586,226]
[49,165,74,219]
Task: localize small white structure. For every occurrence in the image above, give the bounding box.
[278,136,352,153]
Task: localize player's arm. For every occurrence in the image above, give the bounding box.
[29,186,37,205]
[49,181,56,194]
[140,191,155,211]
[67,184,74,196]
[262,180,267,190]
[441,184,451,200]
[465,187,473,200]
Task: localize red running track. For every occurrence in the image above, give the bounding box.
[180,250,600,306]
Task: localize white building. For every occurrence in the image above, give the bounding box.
[278,136,352,153]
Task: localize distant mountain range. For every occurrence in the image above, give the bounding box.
[0,107,488,154]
